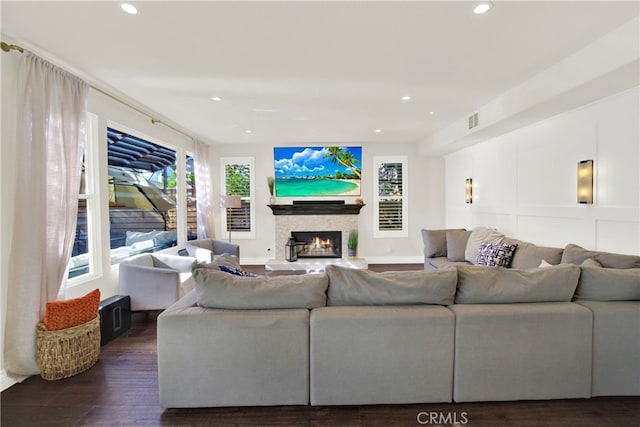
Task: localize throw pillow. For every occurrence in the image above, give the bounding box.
[219,265,257,277]
[581,258,602,268]
[475,242,519,267]
[447,230,472,262]
[421,229,448,258]
[502,238,564,269]
[44,288,101,331]
[464,226,505,263]
[561,243,640,269]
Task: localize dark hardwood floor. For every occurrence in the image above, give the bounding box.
[2,264,639,426]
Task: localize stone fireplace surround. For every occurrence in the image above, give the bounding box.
[274,214,358,261]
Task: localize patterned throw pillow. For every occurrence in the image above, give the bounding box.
[44,288,101,331]
[218,265,257,277]
[475,242,519,267]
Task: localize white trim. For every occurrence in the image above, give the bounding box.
[1,369,27,392]
[373,155,409,238]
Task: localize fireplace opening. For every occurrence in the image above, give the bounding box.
[291,231,342,259]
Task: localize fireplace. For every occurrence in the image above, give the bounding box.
[291,231,342,259]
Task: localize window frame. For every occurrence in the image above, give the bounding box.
[220,156,256,240]
[67,112,103,285]
[373,155,409,238]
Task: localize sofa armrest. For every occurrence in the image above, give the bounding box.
[119,263,180,311]
[212,239,240,257]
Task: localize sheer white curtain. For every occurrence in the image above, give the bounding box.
[4,52,88,376]
[194,140,215,239]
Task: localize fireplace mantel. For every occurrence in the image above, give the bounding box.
[268,203,365,215]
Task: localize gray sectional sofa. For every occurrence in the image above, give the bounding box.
[157,251,639,408]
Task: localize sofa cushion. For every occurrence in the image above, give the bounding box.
[464,226,505,264]
[502,238,564,269]
[561,243,640,269]
[326,265,457,306]
[447,230,471,262]
[574,266,640,301]
[455,264,580,304]
[475,242,518,267]
[422,228,464,258]
[193,268,328,309]
[428,257,470,269]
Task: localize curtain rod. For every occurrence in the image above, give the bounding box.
[1,40,195,142]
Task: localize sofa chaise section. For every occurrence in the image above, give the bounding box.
[158,290,311,408]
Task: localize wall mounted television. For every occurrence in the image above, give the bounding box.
[274,146,362,197]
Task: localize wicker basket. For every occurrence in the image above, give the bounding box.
[36,316,101,381]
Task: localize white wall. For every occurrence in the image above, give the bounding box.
[211,142,445,264]
[445,87,640,255]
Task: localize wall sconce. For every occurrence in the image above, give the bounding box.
[577,160,594,204]
[220,195,242,242]
[465,178,473,204]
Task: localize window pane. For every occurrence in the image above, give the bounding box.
[69,153,89,278]
[378,162,403,196]
[68,198,90,278]
[107,128,177,264]
[224,163,251,232]
[186,155,197,241]
[378,199,403,230]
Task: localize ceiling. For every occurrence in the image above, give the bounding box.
[2,1,638,147]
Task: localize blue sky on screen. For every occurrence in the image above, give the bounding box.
[274,146,362,178]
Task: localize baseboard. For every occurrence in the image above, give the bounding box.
[1,369,25,391]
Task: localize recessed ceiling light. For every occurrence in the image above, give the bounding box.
[473,2,493,14]
[375,129,382,133]
[429,111,435,115]
[211,96,222,101]
[244,130,252,134]
[120,3,138,15]
[401,96,411,101]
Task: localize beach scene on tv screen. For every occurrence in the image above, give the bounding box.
[274,146,362,197]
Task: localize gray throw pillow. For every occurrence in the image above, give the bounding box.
[502,238,564,269]
[455,264,581,304]
[326,265,457,306]
[193,269,328,309]
[464,226,505,263]
[447,230,471,262]
[561,243,640,269]
[574,266,640,301]
[421,229,448,258]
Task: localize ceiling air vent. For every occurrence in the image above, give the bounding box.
[468,112,479,130]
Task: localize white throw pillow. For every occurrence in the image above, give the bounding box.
[464,226,505,263]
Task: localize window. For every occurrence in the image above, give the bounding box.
[107,127,180,264]
[68,113,100,279]
[374,156,408,237]
[221,157,255,239]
